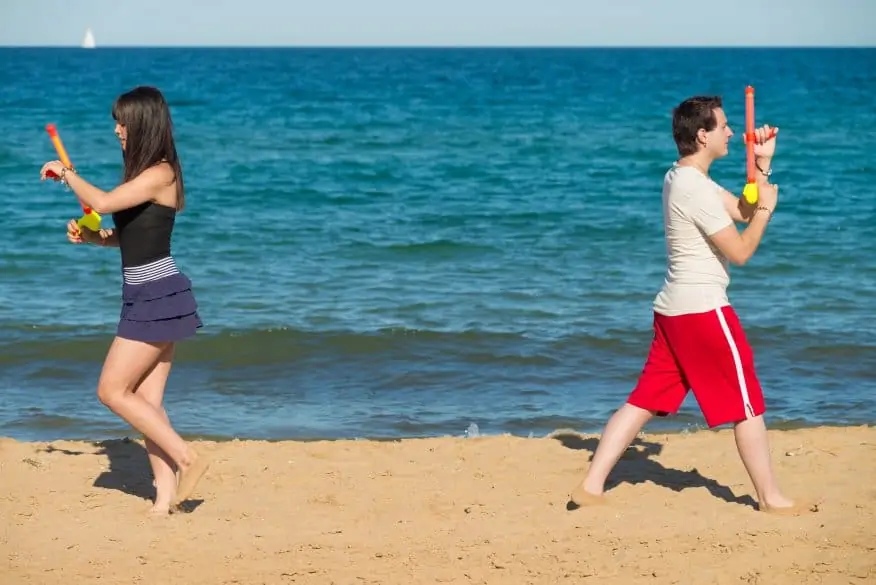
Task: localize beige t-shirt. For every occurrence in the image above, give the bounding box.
[652,164,735,316]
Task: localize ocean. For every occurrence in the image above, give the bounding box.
[1,47,874,442]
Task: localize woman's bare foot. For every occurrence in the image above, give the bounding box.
[149,478,176,516]
[580,476,606,497]
[148,503,171,516]
[568,483,608,509]
[172,448,210,506]
[761,492,794,509]
[759,493,819,515]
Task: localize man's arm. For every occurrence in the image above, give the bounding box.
[721,189,756,223]
[707,207,772,266]
[720,155,772,224]
[687,161,777,266]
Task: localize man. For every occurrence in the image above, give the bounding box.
[569,95,812,515]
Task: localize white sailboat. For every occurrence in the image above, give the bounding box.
[81,28,96,49]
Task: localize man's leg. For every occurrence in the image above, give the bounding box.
[570,316,687,506]
[670,306,803,512]
[734,414,794,509]
[573,403,654,499]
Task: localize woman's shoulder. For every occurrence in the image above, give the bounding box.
[134,162,179,209]
[140,161,177,185]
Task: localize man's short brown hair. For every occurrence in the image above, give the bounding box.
[672,96,722,156]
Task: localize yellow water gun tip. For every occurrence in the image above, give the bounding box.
[77,211,102,232]
[742,182,759,205]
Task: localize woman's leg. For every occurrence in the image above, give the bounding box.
[97,337,209,505]
[133,344,178,513]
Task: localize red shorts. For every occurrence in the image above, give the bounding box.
[627,305,765,428]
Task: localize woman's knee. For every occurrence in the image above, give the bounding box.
[97,337,168,407]
[96,374,138,407]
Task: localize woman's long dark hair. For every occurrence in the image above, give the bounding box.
[111,86,185,210]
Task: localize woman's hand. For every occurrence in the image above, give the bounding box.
[67,219,85,243]
[68,219,113,246]
[41,160,68,181]
[67,219,101,244]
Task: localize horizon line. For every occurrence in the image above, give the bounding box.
[2,43,874,49]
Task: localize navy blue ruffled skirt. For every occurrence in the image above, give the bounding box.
[117,271,203,343]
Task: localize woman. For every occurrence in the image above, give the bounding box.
[40,86,209,515]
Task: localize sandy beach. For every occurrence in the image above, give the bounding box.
[2,425,874,584]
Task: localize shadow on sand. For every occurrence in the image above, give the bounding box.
[550,432,757,511]
[42,438,203,513]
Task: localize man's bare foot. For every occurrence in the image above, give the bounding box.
[172,448,210,506]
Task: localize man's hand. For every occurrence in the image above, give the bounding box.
[751,124,778,161]
[758,183,779,213]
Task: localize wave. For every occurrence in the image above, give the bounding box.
[1,326,632,367]
[2,323,872,369]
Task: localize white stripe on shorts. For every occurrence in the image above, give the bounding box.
[714,307,755,419]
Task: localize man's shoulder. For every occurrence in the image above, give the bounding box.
[663,165,725,209]
[663,164,712,193]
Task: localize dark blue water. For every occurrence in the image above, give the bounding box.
[1,48,874,441]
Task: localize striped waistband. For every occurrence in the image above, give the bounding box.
[123,256,180,285]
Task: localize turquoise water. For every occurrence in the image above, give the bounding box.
[1,48,874,442]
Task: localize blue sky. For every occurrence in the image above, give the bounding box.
[1,0,873,47]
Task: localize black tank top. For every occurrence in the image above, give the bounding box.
[113,202,176,267]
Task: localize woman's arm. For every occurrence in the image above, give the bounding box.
[58,165,173,215]
[94,228,119,247]
[79,226,119,247]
